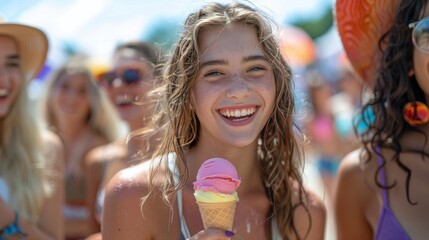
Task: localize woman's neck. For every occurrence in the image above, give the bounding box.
[57,122,89,144]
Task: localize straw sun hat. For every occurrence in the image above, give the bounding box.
[335,0,399,86]
[0,19,48,81]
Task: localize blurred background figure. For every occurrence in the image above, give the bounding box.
[303,58,362,197]
[0,21,64,239]
[85,41,163,238]
[330,53,363,146]
[304,68,343,200]
[38,58,123,239]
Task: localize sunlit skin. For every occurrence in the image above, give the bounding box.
[0,36,21,118]
[106,48,155,130]
[0,34,64,239]
[191,23,276,150]
[102,22,326,240]
[51,72,91,127]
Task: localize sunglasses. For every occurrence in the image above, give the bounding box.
[409,17,429,54]
[97,68,143,87]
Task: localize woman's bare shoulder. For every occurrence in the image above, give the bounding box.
[102,159,172,239]
[41,129,62,147]
[105,160,154,197]
[86,141,126,166]
[338,148,379,188]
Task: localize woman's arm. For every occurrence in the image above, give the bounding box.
[85,147,105,234]
[35,132,65,240]
[334,150,373,240]
[0,133,65,240]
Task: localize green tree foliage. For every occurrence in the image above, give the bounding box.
[291,7,333,39]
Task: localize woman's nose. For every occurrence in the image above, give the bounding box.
[225,74,252,100]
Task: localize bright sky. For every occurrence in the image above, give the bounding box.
[0,0,333,62]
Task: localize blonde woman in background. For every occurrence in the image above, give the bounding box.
[0,21,64,239]
[39,58,123,239]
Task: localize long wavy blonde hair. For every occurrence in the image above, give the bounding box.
[146,2,309,239]
[0,76,55,223]
[39,58,123,142]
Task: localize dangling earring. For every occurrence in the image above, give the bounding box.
[403,101,429,126]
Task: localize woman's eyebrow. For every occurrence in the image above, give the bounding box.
[201,59,228,68]
[242,55,267,63]
[201,55,267,68]
[7,54,20,60]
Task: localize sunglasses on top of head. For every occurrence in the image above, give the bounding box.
[97,68,143,87]
[409,17,429,54]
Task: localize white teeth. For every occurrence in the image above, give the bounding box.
[0,89,8,97]
[220,107,256,118]
[115,96,132,105]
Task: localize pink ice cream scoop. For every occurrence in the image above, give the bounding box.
[193,158,241,194]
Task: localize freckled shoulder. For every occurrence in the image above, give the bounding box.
[102,159,176,240]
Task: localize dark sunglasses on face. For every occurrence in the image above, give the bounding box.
[97,68,143,87]
[409,17,429,54]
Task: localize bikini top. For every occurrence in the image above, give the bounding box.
[375,147,411,240]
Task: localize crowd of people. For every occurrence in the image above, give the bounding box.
[1,0,428,239]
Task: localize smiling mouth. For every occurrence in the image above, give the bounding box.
[0,89,9,99]
[115,96,133,106]
[219,106,257,122]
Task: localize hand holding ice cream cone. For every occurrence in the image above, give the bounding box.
[193,158,241,231]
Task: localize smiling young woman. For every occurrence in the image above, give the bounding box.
[102,2,326,240]
[0,21,64,240]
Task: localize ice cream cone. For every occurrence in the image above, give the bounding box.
[197,200,236,231]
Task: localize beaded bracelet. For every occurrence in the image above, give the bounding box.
[0,210,27,240]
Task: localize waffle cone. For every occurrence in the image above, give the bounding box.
[196,201,237,231]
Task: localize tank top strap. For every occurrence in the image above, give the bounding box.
[167,153,192,239]
[177,188,191,238]
[271,218,283,240]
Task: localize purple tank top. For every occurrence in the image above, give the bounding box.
[375,147,411,240]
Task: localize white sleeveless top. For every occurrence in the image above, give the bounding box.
[168,154,282,239]
[0,177,10,204]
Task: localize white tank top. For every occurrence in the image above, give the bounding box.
[0,177,10,204]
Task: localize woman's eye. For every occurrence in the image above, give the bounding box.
[204,71,223,77]
[6,62,20,68]
[248,66,266,72]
